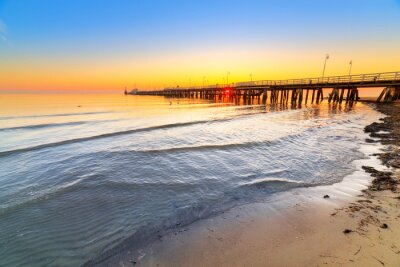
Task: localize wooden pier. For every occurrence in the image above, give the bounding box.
[134,71,400,105]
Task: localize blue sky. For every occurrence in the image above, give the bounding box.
[1,0,399,53]
[0,0,399,92]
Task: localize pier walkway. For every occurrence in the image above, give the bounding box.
[135,71,400,105]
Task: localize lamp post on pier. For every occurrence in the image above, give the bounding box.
[227,72,230,86]
[322,54,330,81]
[348,60,353,79]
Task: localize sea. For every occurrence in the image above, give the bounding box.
[0,94,383,266]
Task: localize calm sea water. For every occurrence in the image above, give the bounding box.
[0,94,382,266]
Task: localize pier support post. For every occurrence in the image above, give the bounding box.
[305,89,309,104]
[346,88,351,103]
[271,90,275,104]
[298,89,303,107]
[262,89,267,104]
[285,90,289,105]
[316,90,321,104]
[319,89,324,103]
[393,87,400,101]
[355,88,359,101]
[291,89,296,105]
[377,88,387,103]
[328,88,333,103]
[339,88,345,104]
[383,87,394,102]
[311,89,316,104]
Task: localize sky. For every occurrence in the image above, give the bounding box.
[0,0,399,93]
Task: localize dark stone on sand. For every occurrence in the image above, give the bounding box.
[343,229,353,234]
[362,166,376,173]
[365,122,387,133]
[365,104,400,147]
[380,223,388,229]
[357,199,372,203]
[361,166,397,192]
[391,159,400,168]
[323,195,330,199]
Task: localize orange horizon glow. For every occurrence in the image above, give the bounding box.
[1,48,400,93]
[1,1,399,93]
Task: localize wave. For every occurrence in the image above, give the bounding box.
[238,177,312,190]
[0,119,119,132]
[240,177,304,186]
[0,107,305,157]
[236,177,312,194]
[0,176,90,216]
[0,105,275,122]
[0,111,111,121]
[0,177,205,217]
[0,122,310,159]
[133,141,270,154]
[0,121,88,131]
[0,114,267,157]
[124,130,310,155]
[0,120,213,157]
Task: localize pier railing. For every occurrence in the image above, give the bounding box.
[241,71,400,87]
[164,71,400,90]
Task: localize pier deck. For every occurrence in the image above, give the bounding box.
[134,71,400,105]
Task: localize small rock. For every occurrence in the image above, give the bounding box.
[343,229,353,234]
[380,223,388,229]
[323,195,330,199]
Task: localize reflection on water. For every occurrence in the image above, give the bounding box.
[0,94,382,266]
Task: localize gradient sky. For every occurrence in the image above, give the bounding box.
[0,0,399,93]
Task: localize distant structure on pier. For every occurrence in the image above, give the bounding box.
[125,88,139,95]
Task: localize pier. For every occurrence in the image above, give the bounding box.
[134,71,400,105]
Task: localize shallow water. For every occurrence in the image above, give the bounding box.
[0,94,382,266]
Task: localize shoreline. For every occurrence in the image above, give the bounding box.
[94,103,400,267]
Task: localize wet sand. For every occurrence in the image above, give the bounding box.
[105,103,400,267]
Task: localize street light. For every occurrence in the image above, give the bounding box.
[250,73,253,82]
[322,54,330,79]
[348,60,353,76]
[227,71,230,86]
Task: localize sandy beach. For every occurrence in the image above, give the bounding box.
[102,103,400,267]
